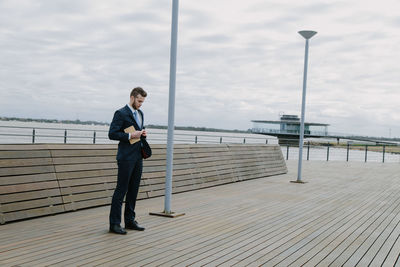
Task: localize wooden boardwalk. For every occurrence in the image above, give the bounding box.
[1,160,400,266]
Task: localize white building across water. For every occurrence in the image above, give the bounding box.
[251,114,329,144]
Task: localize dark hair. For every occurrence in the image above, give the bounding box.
[130,87,147,97]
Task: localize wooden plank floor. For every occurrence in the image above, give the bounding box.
[1,160,400,266]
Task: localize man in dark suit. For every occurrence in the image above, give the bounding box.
[108,87,147,235]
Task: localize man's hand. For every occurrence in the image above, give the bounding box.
[130,130,143,139]
[142,130,147,137]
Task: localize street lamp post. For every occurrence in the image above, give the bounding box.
[150,0,184,218]
[293,30,317,183]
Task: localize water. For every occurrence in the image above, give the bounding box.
[1,120,398,163]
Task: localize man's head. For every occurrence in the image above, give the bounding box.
[130,87,147,110]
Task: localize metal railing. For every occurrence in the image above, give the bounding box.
[282,141,400,163]
[0,125,270,145]
[252,128,400,145]
[0,125,106,144]
[1,125,399,163]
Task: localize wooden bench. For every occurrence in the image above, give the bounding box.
[0,145,64,224]
[48,144,119,212]
[0,143,287,224]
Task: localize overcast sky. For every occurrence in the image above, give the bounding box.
[1,0,399,137]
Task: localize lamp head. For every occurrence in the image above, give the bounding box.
[298,30,317,39]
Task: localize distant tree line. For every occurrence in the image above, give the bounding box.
[146,124,251,134]
[0,116,109,126]
[348,135,400,142]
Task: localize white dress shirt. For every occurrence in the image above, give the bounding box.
[127,104,142,139]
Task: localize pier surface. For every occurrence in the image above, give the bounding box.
[1,160,400,266]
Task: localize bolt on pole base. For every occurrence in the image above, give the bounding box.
[149,211,185,218]
[290,180,308,184]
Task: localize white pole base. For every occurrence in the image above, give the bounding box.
[290,180,308,184]
[149,211,185,218]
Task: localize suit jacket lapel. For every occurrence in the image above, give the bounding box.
[124,105,141,130]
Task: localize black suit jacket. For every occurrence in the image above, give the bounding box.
[109,105,144,161]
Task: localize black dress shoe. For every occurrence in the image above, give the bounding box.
[125,221,145,231]
[109,224,127,235]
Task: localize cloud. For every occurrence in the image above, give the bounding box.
[1,0,400,138]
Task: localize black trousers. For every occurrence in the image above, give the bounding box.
[109,157,143,225]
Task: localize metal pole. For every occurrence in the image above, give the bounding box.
[32,129,35,144]
[93,131,96,144]
[365,145,368,162]
[293,31,316,183]
[297,38,310,182]
[286,144,289,160]
[64,130,67,144]
[327,143,330,161]
[383,145,385,163]
[346,142,350,161]
[164,0,179,214]
[307,141,310,160]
